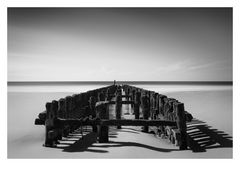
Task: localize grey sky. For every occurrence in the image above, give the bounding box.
[8,8,232,81]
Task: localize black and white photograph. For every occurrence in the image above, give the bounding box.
[6,7,234,159]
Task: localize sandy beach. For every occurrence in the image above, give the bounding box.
[7,86,232,158]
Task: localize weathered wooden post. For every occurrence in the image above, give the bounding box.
[102,90,107,100]
[57,98,65,140]
[69,96,74,119]
[72,94,78,111]
[132,90,135,102]
[168,99,177,121]
[63,97,71,137]
[159,95,167,117]
[89,96,96,116]
[89,96,97,132]
[126,88,130,101]
[106,88,111,101]
[51,100,60,143]
[44,102,53,147]
[96,101,109,143]
[75,94,81,109]
[98,92,105,101]
[153,93,159,119]
[115,93,122,129]
[82,92,89,108]
[75,94,82,119]
[163,97,170,119]
[147,91,151,119]
[175,102,188,150]
[141,95,150,132]
[78,93,85,108]
[44,101,59,147]
[68,96,76,132]
[58,99,65,119]
[72,94,79,119]
[150,92,155,120]
[134,91,141,119]
[65,96,71,118]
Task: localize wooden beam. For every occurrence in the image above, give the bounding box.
[121,95,131,98]
[102,119,176,126]
[108,101,134,105]
[54,118,176,127]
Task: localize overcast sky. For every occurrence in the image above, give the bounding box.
[8,8,232,81]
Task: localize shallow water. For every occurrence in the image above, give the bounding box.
[8,83,232,93]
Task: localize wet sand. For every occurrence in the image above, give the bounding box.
[7,89,232,158]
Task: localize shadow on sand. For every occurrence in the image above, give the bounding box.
[187,118,232,153]
[55,127,177,153]
[90,141,176,153]
[53,118,232,153]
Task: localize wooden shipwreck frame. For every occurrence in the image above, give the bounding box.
[35,83,193,150]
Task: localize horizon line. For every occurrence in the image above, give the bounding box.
[7,81,233,86]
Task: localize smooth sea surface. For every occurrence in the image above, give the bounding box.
[8,82,232,93]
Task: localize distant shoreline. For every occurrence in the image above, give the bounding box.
[8,81,233,86]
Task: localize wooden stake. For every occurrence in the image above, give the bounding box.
[89,96,97,132]
[175,102,188,150]
[134,91,141,119]
[96,102,109,143]
[115,93,122,129]
[141,95,150,132]
[44,102,53,147]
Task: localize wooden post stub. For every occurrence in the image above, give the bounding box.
[127,88,130,101]
[58,99,65,119]
[132,90,135,103]
[75,94,81,108]
[175,102,187,150]
[44,102,53,147]
[51,100,60,142]
[141,95,150,132]
[44,101,59,147]
[89,96,97,132]
[159,95,167,117]
[150,92,155,120]
[106,88,111,101]
[115,93,122,129]
[96,101,109,143]
[116,86,122,96]
[63,97,71,136]
[154,93,159,119]
[134,92,141,119]
[98,92,105,101]
[163,97,170,120]
[65,96,72,119]
[57,99,65,139]
[72,94,78,110]
[89,96,96,116]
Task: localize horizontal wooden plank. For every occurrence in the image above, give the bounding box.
[102,119,177,126]
[121,95,131,98]
[55,118,176,127]
[121,101,134,104]
[108,101,134,105]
